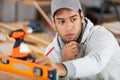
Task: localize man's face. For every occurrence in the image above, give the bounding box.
[53,8,84,43]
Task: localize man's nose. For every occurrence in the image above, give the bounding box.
[65,21,73,31]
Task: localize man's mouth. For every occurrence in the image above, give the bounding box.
[65,33,74,39]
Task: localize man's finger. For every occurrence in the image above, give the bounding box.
[68,41,78,46]
[35,58,43,64]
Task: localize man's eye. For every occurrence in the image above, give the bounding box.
[71,18,77,22]
[58,20,65,24]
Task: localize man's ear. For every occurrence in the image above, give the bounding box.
[80,11,85,23]
[51,16,56,31]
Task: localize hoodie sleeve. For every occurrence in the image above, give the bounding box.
[62,27,120,78]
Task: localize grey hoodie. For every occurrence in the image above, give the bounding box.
[45,18,120,80]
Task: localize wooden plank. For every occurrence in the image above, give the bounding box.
[102,21,120,35]
[33,1,55,30]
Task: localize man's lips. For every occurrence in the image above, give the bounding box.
[65,33,74,38]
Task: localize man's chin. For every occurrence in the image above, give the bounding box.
[65,39,76,43]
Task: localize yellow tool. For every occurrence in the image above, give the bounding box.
[0,54,57,80]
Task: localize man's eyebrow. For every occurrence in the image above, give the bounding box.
[70,15,77,18]
[56,14,77,20]
[56,18,64,20]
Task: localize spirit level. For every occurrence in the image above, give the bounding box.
[0,54,57,80]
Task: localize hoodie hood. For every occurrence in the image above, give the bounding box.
[80,18,94,44]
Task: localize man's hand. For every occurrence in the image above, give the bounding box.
[35,56,67,77]
[62,41,79,61]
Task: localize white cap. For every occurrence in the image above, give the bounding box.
[51,0,82,16]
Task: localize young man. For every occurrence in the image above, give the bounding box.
[35,0,120,80]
